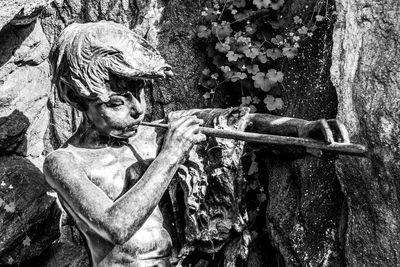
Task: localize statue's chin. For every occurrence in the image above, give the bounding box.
[110,131,137,139]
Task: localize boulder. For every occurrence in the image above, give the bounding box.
[0,110,29,155]
[0,156,60,265]
[0,0,50,30]
[0,19,51,166]
[0,11,58,266]
[331,0,400,265]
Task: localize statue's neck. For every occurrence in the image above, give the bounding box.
[71,116,128,149]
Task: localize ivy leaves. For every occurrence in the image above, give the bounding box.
[197,0,329,112]
[282,47,298,59]
[22,236,31,247]
[197,0,330,112]
[264,95,284,111]
[212,21,233,39]
[196,1,291,112]
[0,180,16,214]
[197,25,211,38]
[251,69,284,110]
[253,0,284,10]
[4,202,16,213]
[266,48,282,60]
[252,72,273,92]
[252,70,283,93]
[226,51,241,61]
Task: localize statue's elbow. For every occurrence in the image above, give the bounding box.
[107,223,136,245]
[108,229,128,245]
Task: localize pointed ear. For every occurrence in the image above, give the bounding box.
[57,80,87,111]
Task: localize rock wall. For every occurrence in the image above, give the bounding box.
[0,2,59,264]
[331,0,400,266]
[261,0,346,266]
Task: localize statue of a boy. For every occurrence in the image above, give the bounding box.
[44,21,348,266]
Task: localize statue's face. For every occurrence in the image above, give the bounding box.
[85,77,147,139]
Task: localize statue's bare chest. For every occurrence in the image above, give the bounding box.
[77,146,144,200]
[65,126,161,200]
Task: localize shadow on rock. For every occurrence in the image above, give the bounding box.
[0,110,61,265]
[0,156,60,265]
[0,110,29,156]
[0,23,36,68]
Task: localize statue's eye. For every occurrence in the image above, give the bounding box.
[115,80,128,91]
[130,79,145,90]
[114,79,146,94]
[105,99,124,108]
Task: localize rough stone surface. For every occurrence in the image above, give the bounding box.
[0,19,51,166]
[0,110,29,155]
[0,16,57,264]
[153,0,208,118]
[0,156,60,265]
[29,241,88,267]
[0,0,50,30]
[261,0,346,266]
[331,0,400,266]
[265,156,345,266]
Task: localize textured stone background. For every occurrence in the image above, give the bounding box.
[0,0,399,266]
[331,0,400,266]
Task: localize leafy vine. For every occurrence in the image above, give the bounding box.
[197,0,328,113]
[196,1,333,238]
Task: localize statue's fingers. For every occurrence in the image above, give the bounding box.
[182,123,200,138]
[326,119,350,143]
[319,119,334,144]
[193,133,207,143]
[180,117,203,133]
[167,110,186,122]
[334,120,350,143]
[170,116,196,130]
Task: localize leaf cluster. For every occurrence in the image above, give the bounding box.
[197,0,324,112]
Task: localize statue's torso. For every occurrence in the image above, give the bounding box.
[58,125,172,266]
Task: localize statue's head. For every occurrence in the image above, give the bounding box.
[50,21,172,138]
[50,21,172,103]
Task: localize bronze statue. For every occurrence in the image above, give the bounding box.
[43,21,350,266]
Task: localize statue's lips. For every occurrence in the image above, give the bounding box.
[125,125,139,132]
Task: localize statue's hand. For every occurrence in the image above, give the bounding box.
[298,119,350,144]
[161,116,206,163]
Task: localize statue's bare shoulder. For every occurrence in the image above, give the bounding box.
[44,124,163,202]
[44,146,116,239]
[44,147,86,190]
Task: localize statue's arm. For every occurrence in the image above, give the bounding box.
[167,108,349,143]
[245,113,350,143]
[43,116,205,245]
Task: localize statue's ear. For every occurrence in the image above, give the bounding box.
[58,80,87,111]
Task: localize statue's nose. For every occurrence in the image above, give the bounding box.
[130,98,144,119]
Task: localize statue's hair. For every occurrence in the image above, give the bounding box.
[50,21,169,103]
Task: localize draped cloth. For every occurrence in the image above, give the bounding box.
[166,107,250,260]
